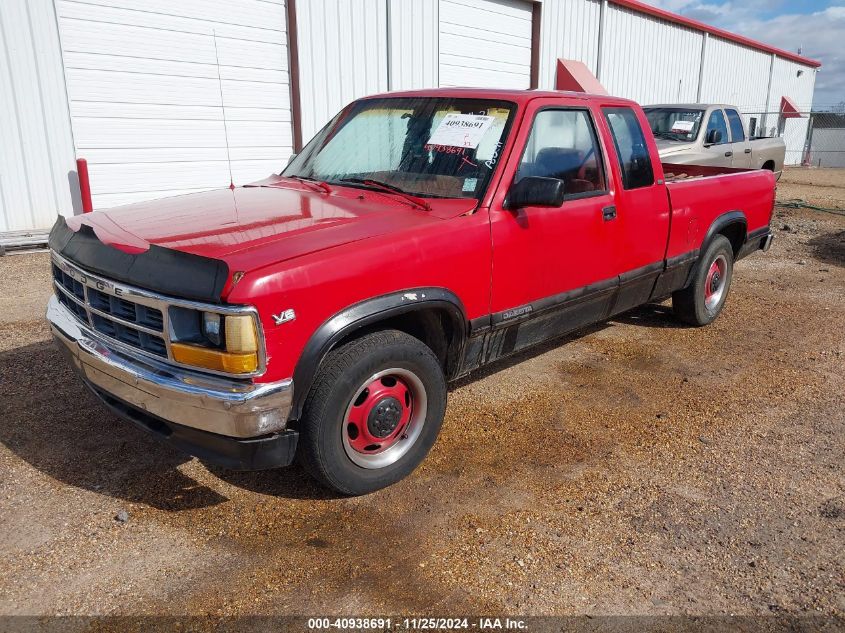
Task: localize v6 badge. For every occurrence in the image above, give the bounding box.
[272,308,296,325]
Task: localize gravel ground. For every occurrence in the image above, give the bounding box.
[780,167,845,210]
[0,170,843,622]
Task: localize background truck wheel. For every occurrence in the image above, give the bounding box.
[672,235,734,326]
[297,329,447,495]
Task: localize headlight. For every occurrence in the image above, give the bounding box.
[168,307,261,375]
[202,312,222,347]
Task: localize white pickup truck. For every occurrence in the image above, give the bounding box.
[643,104,786,177]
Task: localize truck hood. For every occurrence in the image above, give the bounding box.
[654,138,696,155]
[66,179,478,274]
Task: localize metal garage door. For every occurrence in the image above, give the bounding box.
[56,0,294,210]
[438,0,533,89]
[295,0,389,144]
[0,0,77,233]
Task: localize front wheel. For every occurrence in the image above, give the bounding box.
[297,329,447,495]
[672,235,734,326]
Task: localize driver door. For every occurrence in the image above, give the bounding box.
[487,99,617,356]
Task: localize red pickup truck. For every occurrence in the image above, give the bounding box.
[47,89,775,495]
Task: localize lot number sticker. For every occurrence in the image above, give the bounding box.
[670,120,695,133]
[427,114,495,149]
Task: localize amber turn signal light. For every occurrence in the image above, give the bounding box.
[171,343,258,374]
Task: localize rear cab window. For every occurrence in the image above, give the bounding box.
[602,107,654,190]
[516,108,607,199]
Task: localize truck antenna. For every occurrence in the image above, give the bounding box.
[212,30,235,190]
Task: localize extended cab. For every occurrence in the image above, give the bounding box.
[47,89,775,495]
[644,103,786,177]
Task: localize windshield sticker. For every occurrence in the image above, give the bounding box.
[462,178,478,192]
[670,120,695,133]
[427,114,495,149]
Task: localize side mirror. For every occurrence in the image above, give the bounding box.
[704,129,722,145]
[505,176,566,210]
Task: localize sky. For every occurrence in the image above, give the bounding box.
[642,0,845,110]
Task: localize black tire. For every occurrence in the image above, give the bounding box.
[297,329,447,495]
[672,235,734,326]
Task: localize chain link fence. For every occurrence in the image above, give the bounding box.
[739,110,809,166]
[739,108,845,168]
[804,112,845,167]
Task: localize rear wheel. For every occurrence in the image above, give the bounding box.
[672,235,734,326]
[297,329,447,495]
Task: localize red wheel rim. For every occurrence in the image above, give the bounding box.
[346,375,412,454]
[704,254,728,311]
[342,368,428,469]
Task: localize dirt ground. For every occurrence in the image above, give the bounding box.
[0,169,843,623]
[778,166,845,210]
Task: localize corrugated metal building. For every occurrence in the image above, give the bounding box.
[0,0,820,233]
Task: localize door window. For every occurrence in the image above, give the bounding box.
[603,107,654,190]
[515,109,606,198]
[705,110,730,145]
[725,109,746,142]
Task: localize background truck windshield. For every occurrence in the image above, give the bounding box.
[644,107,704,142]
[283,97,516,199]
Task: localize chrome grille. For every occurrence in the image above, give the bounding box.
[49,252,266,378]
[87,287,164,330]
[52,261,168,358]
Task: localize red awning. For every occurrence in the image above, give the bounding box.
[555,59,608,95]
[780,95,803,119]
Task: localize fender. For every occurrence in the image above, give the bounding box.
[701,210,747,251]
[289,288,468,421]
[684,210,747,288]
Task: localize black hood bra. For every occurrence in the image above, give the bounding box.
[48,216,230,304]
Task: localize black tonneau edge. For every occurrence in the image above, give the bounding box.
[48,216,229,304]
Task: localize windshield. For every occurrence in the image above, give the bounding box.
[643,108,705,142]
[283,97,517,199]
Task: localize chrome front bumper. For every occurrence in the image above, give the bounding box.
[47,296,293,439]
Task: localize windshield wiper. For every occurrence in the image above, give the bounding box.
[338,178,431,211]
[285,175,332,194]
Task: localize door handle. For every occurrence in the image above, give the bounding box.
[724,151,733,157]
[744,148,752,154]
[602,205,617,221]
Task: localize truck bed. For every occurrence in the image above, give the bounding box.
[662,163,776,261]
[662,162,758,182]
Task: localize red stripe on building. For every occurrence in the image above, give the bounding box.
[613,0,822,68]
